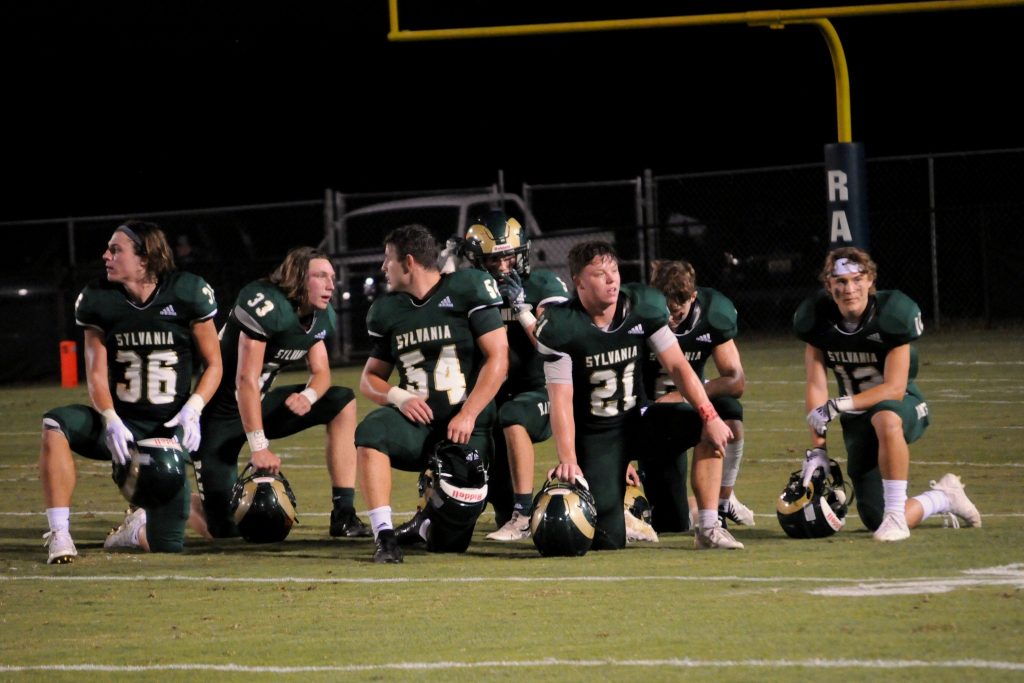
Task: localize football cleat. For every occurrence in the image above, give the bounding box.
[394,510,428,546]
[104,507,146,550]
[873,510,911,542]
[329,507,372,538]
[694,520,744,550]
[929,473,982,527]
[43,529,78,565]
[720,492,755,526]
[486,510,531,541]
[373,529,404,564]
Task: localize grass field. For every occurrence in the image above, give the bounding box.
[1,329,1022,682]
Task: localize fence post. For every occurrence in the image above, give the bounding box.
[927,156,941,331]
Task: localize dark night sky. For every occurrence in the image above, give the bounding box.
[2,2,1021,221]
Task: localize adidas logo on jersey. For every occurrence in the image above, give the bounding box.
[314,330,327,340]
[866,333,883,343]
[696,333,712,343]
[159,305,177,316]
[438,296,454,309]
[628,324,645,335]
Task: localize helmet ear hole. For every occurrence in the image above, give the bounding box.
[230,464,299,543]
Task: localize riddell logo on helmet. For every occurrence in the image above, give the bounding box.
[440,480,487,503]
[138,437,181,451]
[823,503,844,531]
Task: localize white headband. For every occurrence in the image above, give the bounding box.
[832,257,863,276]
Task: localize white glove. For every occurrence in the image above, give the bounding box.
[801,447,830,487]
[164,400,202,452]
[102,410,135,466]
[806,396,852,436]
[437,237,466,274]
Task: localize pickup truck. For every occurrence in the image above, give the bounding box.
[325,191,610,362]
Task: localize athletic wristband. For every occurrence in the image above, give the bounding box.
[835,395,855,413]
[697,402,720,424]
[100,408,120,426]
[184,393,205,414]
[299,387,319,405]
[246,429,269,453]
[387,386,417,409]
[516,309,537,328]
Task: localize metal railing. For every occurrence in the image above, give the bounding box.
[2,148,1020,381]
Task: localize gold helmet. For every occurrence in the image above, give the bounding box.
[464,210,530,276]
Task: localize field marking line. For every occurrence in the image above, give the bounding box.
[1,658,1023,673]
[809,563,1024,596]
[4,565,1023,591]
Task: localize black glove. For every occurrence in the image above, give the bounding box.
[498,270,528,313]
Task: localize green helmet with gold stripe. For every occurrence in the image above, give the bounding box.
[464,210,531,276]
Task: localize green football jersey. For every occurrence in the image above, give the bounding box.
[366,268,504,418]
[643,286,738,399]
[74,271,218,422]
[794,289,924,397]
[535,283,669,429]
[210,279,336,415]
[499,268,569,394]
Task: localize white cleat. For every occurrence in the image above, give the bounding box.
[873,510,911,542]
[486,511,531,541]
[720,493,756,526]
[694,520,744,549]
[104,507,147,550]
[930,473,982,528]
[43,529,78,564]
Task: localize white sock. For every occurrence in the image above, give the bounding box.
[367,506,393,538]
[913,490,950,521]
[882,479,908,515]
[721,439,744,488]
[46,507,70,533]
[418,518,432,542]
[718,498,730,511]
[698,509,718,530]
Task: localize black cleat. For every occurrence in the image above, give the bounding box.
[393,510,427,546]
[330,507,372,538]
[373,529,404,564]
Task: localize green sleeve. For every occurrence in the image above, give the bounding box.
[73,285,101,329]
[173,272,218,322]
[703,288,738,341]
[877,290,923,344]
[793,291,827,342]
[232,281,289,341]
[628,283,670,332]
[450,269,503,313]
[534,304,571,351]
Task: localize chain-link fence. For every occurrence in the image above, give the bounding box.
[0,200,326,383]
[2,149,1020,382]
